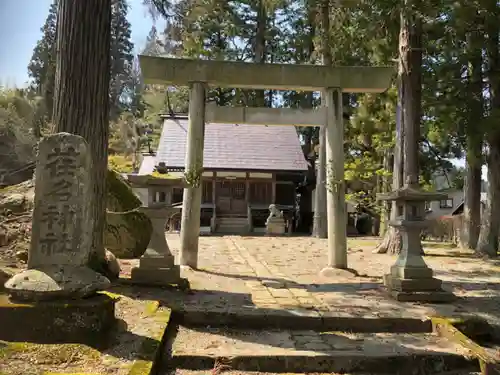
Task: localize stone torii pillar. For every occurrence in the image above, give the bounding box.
[179,82,206,268]
[138,56,394,270]
[323,87,347,271]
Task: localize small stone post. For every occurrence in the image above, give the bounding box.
[377,178,456,303]
[5,133,110,301]
[131,205,181,286]
[180,82,206,268]
[322,87,348,274]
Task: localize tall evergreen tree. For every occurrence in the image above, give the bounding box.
[27,0,134,123]
[27,0,58,121]
[143,25,163,56]
[53,0,112,274]
[109,0,135,120]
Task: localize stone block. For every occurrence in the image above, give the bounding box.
[389,289,457,303]
[266,219,286,235]
[138,253,176,269]
[384,274,455,303]
[0,294,116,346]
[390,265,434,279]
[131,265,181,286]
[384,274,443,292]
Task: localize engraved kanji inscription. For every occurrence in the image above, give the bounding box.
[39,231,73,256]
[39,232,59,256]
[40,204,59,231]
[46,179,73,201]
[28,133,92,268]
[45,146,80,178]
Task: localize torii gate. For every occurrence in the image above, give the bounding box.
[138,56,393,272]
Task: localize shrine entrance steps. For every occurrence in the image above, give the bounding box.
[157,310,485,375]
[216,216,249,234]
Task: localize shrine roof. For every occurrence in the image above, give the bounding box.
[145,117,309,173]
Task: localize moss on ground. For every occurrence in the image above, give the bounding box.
[128,305,171,375]
[0,340,101,369]
[0,301,172,375]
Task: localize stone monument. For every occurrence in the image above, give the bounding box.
[2,133,115,345]
[5,133,110,300]
[377,178,456,303]
[131,205,182,286]
[266,204,286,235]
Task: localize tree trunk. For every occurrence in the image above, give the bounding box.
[312,0,331,239]
[298,16,316,234]
[477,139,500,256]
[463,140,482,249]
[477,0,500,257]
[462,23,483,249]
[401,3,422,186]
[378,149,393,236]
[253,0,267,107]
[376,0,422,255]
[375,82,403,254]
[53,0,112,269]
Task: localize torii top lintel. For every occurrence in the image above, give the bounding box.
[138,55,395,93]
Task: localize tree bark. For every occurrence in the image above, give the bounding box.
[376,0,422,255]
[378,148,393,236]
[462,27,483,250]
[477,139,500,257]
[53,0,112,267]
[312,0,331,239]
[253,0,267,107]
[477,0,500,257]
[401,3,422,186]
[375,81,403,254]
[463,140,482,249]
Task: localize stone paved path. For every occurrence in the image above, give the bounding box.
[117,235,500,325]
[172,327,468,356]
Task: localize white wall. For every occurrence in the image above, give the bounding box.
[426,190,464,219]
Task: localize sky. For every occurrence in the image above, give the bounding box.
[0,0,163,87]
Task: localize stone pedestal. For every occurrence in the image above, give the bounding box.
[377,183,456,303]
[131,206,181,286]
[265,204,286,235]
[0,294,116,346]
[266,217,286,235]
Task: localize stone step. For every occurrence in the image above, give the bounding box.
[217,218,249,224]
[216,218,249,233]
[170,371,482,375]
[166,326,479,374]
[175,308,431,333]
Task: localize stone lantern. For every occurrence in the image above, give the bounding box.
[377,178,456,303]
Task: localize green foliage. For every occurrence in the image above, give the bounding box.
[27,0,136,123]
[109,0,135,120]
[27,0,57,119]
[0,88,39,170]
[142,0,488,219]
